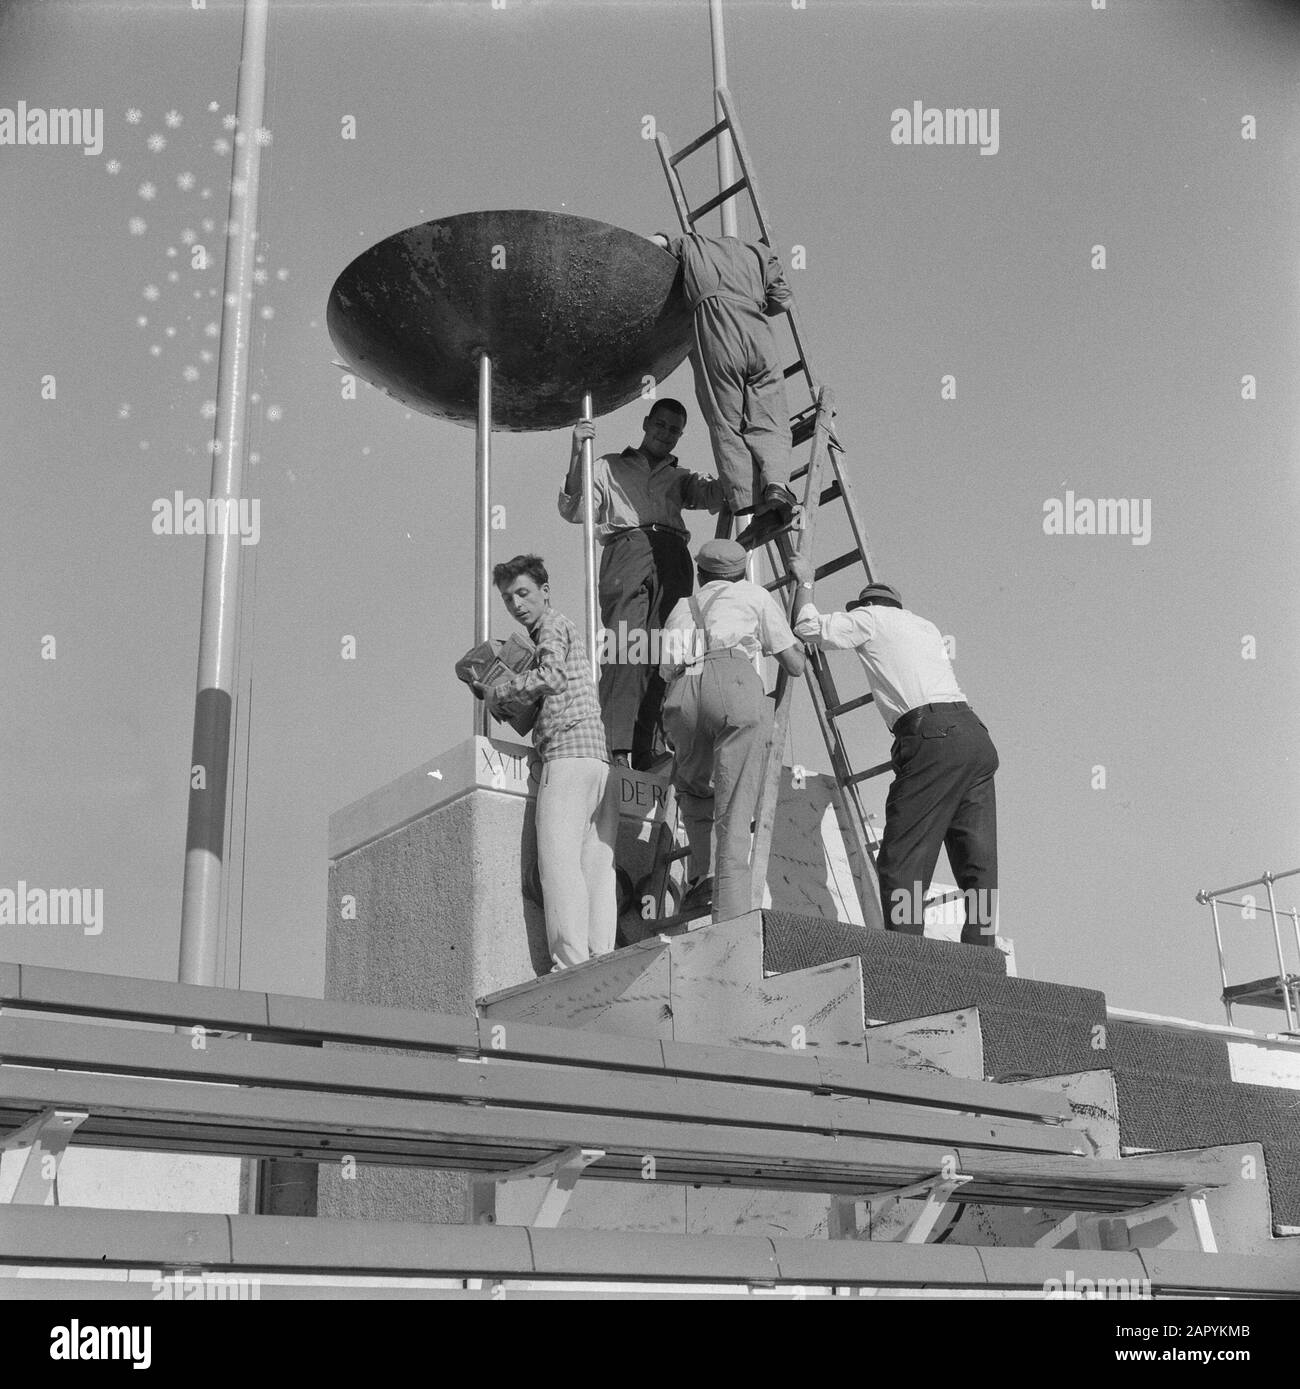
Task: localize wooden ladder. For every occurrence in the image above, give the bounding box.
[650,85,898,928]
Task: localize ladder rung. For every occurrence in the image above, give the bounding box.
[782,361,805,380]
[818,481,843,506]
[816,551,861,581]
[763,549,860,592]
[829,691,874,718]
[670,117,730,166]
[846,760,892,787]
[689,179,749,225]
[789,411,818,447]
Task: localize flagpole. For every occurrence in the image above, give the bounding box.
[475,352,492,737]
[709,0,738,239]
[178,0,271,988]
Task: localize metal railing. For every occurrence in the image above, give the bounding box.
[1195,868,1300,1033]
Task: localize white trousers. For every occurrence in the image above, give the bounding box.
[535,757,619,969]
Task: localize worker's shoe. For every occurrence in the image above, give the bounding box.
[679,876,714,915]
[736,485,798,549]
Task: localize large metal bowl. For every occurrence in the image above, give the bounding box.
[327,210,694,432]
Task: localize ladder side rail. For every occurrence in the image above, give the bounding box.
[715,86,820,407]
[654,134,694,232]
[747,393,836,904]
[806,668,885,906]
[825,440,882,583]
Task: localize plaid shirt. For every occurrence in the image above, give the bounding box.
[491,608,608,763]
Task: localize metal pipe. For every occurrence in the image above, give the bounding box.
[178,0,271,988]
[1208,898,1232,1026]
[1197,866,1300,900]
[709,0,738,238]
[1262,875,1298,1032]
[1209,895,1293,916]
[580,391,599,684]
[475,352,492,739]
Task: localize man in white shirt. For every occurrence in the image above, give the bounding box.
[659,539,805,922]
[788,554,999,945]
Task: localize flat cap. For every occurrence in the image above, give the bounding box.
[697,538,748,578]
[847,582,903,611]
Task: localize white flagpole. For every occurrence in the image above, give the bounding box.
[178,0,271,987]
[709,0,738,239]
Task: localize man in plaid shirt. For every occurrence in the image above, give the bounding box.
[485,554,618,970]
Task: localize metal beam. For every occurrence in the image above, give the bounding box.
[2,1108,87,1205]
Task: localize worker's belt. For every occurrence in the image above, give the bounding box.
[688,291,759,313]
[892,701,970,739]
[602,523,689,547]
[672,648,752,678]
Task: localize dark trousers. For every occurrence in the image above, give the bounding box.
[875,704,999,946]
[597,529,693,767]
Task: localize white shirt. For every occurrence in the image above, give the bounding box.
[660,578,796,681]
[793,598,964,732]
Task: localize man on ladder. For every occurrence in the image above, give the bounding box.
[650,231,800,549]
[789,554,1000,946]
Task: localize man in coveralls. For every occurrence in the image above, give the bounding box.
[788,554,999,944]
[650,232,798,549]
[559,399,723,769]
[659,538,806,920]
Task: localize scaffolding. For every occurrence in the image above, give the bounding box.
[1195,868,1300,1033]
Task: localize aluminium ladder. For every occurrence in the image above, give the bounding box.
[647,86,900,928]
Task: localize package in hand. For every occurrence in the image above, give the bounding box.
[455,632,541,735]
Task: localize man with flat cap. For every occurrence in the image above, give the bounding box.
[659,538,805,921]
[788,555,999,945]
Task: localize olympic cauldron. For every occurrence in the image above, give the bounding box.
[326,210,694,430]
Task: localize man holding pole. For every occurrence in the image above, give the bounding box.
[558,399,724,770]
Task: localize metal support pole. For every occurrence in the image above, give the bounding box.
[178,0,271,988]
[580,391,599,684]
[1207,898,1232,1025]
[1290,908,1300,990]
[1262,874,1298,1033]
[475,353,492,739]
[709,0,738,239]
